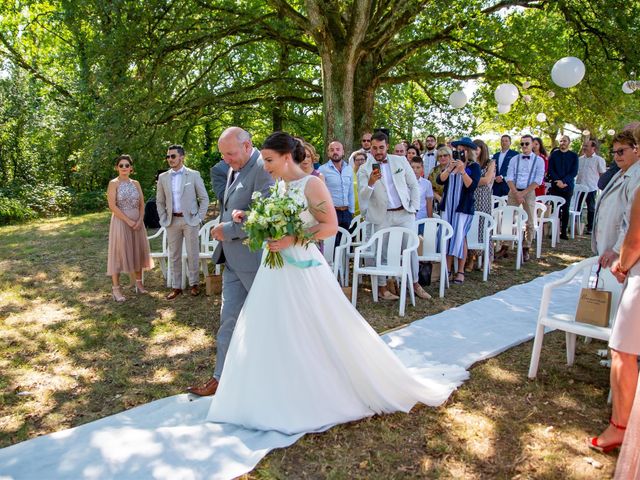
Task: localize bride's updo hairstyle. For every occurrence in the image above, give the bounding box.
[262,132,306,164]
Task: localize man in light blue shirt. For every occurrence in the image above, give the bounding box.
[503,134,545,262]
[319,141,355,232]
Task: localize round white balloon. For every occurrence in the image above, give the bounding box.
[536,112,547,122]
[582,129,590,136]
[494,83,519,105]
[551,56,586,88]
[448,90,468,109]
[497,103,511,114]
[607,129,616,136]
[548,90,556,98]
[522,81,531,90]
[523,94,532,103]
[622,81,634,94]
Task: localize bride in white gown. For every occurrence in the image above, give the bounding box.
[206,132,442,434]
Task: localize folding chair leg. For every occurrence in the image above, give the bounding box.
[528,324,546,379]
[399,274,407,317]
[351,273,358,307]
[566,332,577,366]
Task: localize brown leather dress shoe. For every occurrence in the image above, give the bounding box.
[190,285,200,296]
[166,288,182,300]
[187,377,219,396]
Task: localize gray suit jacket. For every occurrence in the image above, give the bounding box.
[591,161,640,255]
[156,166,209,227]
[357,154,420,225]
[211,148,275,272]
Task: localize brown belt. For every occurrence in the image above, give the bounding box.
[173,212,184,217]
[335,206,349,211]
[387,206,404,212]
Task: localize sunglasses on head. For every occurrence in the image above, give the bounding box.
[520,142,530,147]
[166,153,178,159]
[118,163,130,168]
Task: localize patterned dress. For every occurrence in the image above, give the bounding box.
[473,161,495,259]
[106,180,154,275]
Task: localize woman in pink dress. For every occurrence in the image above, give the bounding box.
[106,155,154,301]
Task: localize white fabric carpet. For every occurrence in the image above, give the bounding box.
[0,267,582,480]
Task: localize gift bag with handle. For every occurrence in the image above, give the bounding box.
[575,265,612,327]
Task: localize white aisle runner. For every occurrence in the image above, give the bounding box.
[0,268,581,480]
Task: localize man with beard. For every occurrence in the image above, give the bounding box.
[422,134,438,175]
[548,135,579,240]
[358,131,431,301]
[319,140,355,232]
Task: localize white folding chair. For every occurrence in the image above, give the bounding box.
[528,257,624,379]
[492,195,508,211]
[569,184,590,238]
[146,227,170,286]
[324,226,351,286]
[352,227,419,317]
[536,195,566,247]
[533,202,547,259]
[466,212,495,282]
[491,205,527,270]
[415,218,453,297]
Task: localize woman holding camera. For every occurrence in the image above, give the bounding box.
[436,137,481,284]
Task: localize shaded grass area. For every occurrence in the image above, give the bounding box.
[0,213,615,478]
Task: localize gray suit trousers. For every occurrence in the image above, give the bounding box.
[214,263,258,379]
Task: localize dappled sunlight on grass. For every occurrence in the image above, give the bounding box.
[446,407,496,460]
[483,363,521,384]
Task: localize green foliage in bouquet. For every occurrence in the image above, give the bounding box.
[243,184,314,269]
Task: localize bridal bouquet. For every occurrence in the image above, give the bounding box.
[243,183,313,268]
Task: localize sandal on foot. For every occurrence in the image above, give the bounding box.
[453,273,465,284]
[588,418,626,453]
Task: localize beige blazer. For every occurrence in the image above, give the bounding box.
[592,161,640,255]
[156,167,209,228]
[357,154,420,225]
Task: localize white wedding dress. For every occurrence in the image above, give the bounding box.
[206,175,442,434]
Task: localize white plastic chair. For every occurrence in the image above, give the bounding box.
[352,227,419,317]
[536,195,566,247]
[569,184,590,238]
[345,220,375,286]
[349,214,363,231]
[179,218,220,289]
[492,195,508,211]
[528,257,624,379]
[491,205,528,270]
[324,226,351,286]
[415,218,453,297]
[146,227,170,286]
[465,212,495,282]
[533,202,548,259]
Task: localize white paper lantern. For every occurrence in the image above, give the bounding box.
[523,94,532,103]
[522,81,531,90]
[551,56,586,88]
[497,103,511,114]
[622,81,634,94]
[548,90,556,98]
[582,129,591,137]
[494,83,519,105]
[536,112,547,123]
[607,129,616,136]
[448,90,468,109]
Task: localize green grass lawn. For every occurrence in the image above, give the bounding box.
[0,213,616,478]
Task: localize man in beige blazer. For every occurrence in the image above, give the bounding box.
[358,131,431,301]
[156,144,209,299]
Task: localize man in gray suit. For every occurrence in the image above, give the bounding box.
[156,144,209,299]
[187,127,274,396]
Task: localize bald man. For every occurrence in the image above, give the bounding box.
[187,127,274,397]
[319,140,355,232]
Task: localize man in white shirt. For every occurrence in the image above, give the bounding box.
[503,134,545,262]
[422,135,438,175]
[577,139,606,234]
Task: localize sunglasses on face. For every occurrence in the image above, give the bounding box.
[361,139,371,143]
[166,153,178,159]
[118,163,130,168]
[611,147,632,157]
[520,142,530,147]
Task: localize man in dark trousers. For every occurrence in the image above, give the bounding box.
[492,134,518,197]
[548,135,579,240]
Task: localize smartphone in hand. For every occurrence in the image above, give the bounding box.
[372,163,380,171]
